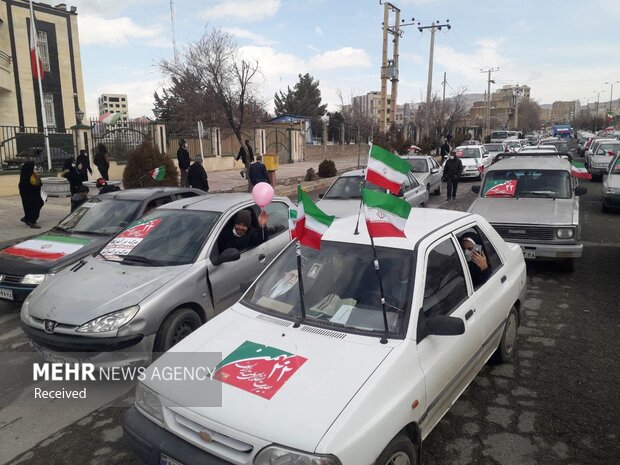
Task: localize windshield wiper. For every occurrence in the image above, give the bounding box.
[121,255,161,266]
[69,230,108,236]
[53,225,71,232]
[520,191,557,197]
[94,251,114,261]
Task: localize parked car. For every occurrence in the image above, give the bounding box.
[123,208,527,465]
[400,154,443,195]
[1,147,72,171]
[445,145,492,180]
[483,143,507,161]
[602,152,620,212]
[586,140,620,181]
[585,138,615,168]
[316,169,428,217]
[468,157,586,271]
[20,194,294,357]
[0,187,204,302]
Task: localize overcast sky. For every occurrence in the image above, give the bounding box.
[72,0,620,118]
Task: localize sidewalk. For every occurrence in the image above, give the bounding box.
[0,156,364,243]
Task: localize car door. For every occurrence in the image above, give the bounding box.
[416,235,481,435]
[429,158,442,190]
[481,147,492,169]
[403,172,428,207]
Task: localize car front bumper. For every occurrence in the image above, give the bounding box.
[123,407,231,465]
[603,194,620,207]
[518,242,583,260]
[0,283,36,302]
[460,169,481,178]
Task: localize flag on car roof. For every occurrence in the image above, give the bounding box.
[149,166,166,181]
[571,161,591,180]
[362,188,411,238]
[366,144,411,196]
[294,185,334,250]
[98,112,122,125]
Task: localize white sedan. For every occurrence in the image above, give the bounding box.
[123,208,527,465]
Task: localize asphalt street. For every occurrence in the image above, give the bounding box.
[0,175,618,465]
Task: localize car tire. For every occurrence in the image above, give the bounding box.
[558,258,575,272]
[434,184,441,196]
[154,307,202,352]
[491,306,519,364]
[374,434,418,465]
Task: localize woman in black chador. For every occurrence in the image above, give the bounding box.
[18,161,44,229]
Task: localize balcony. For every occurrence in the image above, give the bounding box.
[0,50,12,92]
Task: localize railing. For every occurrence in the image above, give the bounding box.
[0,125,73,171]
[0,50,11,69]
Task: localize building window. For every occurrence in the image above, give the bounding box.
[43,93,56,127]
[37,31,50,72]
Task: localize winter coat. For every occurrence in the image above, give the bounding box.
[444,157,463,180]
[187,162,209,192]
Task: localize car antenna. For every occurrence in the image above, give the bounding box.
[368,234,390,344]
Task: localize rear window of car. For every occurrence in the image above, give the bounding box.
[406,158,428,173]
[597,143,620,156]
[455,148,481,159]
[484,144,504,151]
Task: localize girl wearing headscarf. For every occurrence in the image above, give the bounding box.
[18,161,44,229]
[61,156,82,195]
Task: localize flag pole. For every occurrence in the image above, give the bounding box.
[354,142,372,235]
[293,182,307,327]
[368,231,390,344]
[29,0,51,171]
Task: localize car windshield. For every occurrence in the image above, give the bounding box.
[611,156,620,173]
[505,141,521,148]
[243,242,414,337]
[597,143,620,156]
[484,144,504,151]
[323,176,382,199]
[56,199,142,235]
[482,169,571,199]
[99,209,219,266]
[406,158,428,173]
[455,147,480,159]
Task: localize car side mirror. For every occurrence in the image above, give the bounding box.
[471,185,481,194]
[212,248,241,266]
[574,186,587,196]
[398,188,405,197]
[318,193,324,199]
[426,315,465,336]
[431,168,439,174]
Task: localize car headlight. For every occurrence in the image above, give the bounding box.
[75,305,139,333]
[135,382,164,425]
[556,227,575,239]
[21,274,47,285]
[254,446,341,465]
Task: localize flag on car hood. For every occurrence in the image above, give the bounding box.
[295,185,334,250]
[366,144,410,196]
[571,161,591,179]
[362,188,411,238]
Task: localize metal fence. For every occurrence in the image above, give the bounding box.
[89,118,153,163]
[0,125,74,171]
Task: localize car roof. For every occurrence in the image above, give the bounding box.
[161,193,290,212]
[489,157,570,171]
[96,187,204,201]
[323,207,472,250]
[400,155,435,160]
[455,145,483,149]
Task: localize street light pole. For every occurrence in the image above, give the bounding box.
[604,80,619,115]
[594,90,603,132]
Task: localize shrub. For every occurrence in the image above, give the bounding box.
[305,167,318,181]
[317,159,337,178]
[122,142,179,189]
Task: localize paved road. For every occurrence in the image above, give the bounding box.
[1,177,619,464]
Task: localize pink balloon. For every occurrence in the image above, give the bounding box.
[252,182,274,208]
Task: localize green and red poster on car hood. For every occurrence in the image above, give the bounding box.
[1,234,91,261]
[213,340,308,400]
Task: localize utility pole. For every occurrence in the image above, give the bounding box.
[418,20,451,141]
[480,67,499,137]
[594,90,603,132]
[441,72,447,137]
[605,80,619,116]
[379,2,390,133]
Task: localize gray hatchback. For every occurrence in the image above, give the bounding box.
[20,194,293,359]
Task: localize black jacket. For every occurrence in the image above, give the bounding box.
[76,153,92,181]
[93,151,109,170]
[236,144,254,165]
[443,157,463,180]
[187,162,209,192]
[177,147,191,170]
[218,226,268,253]
[248,161,270,185]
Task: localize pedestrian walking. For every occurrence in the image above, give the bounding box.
[18,161,44,229]
[187,155,209,192]
[76,149,92,182]
[443,151,463,200]
[236,139,254,178]
[177,139,191,187]
[61,156,83,195]
[248,155,271,186]
[440,139,452,158]
[93,143,110,180]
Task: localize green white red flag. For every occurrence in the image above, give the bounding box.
[571,161,591,179]
[29,15,44,80]
[366,144,411,195]
[98,112,122,125]
[1,234,90,261]
[149,166,166,181]
[294,185,334,250]
[362,188,411,238]
[484,179,517,197]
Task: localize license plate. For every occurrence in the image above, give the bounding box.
[160,454,184,465]
[522,249,536,259]
[0,288,13,300]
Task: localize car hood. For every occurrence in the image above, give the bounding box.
[469,197,575,224]
[591,155,615,164]
[0,231,109,275]
[315,198,361,218]
[25,258,190,325]
[605,174,620,188]
[152,306,393,453]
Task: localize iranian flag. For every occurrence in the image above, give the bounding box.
[29,15,44,80]
[288,208,297,240]
[295,185,334,250]
[98,112,122,125]
[362,188,411,238]
[484,179,517,197]
[1,234,90,261]
[149,166,166,181]
[571,161,591,179]
[366,144,411,196]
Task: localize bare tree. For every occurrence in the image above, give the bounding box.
[517,99,542,134]
[160,29,262,184]
[336,89,373,143]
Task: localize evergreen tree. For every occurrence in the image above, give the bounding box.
[273,73,327,118]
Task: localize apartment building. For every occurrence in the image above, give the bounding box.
[98,93,128,121]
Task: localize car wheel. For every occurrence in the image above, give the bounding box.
[558,258,575,273]
[434,183,441,196]
[374,434,418,465]
[491,306,519,364]
[154,307,202,352]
